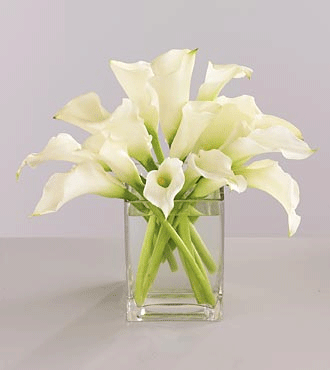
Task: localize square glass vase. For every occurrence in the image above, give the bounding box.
[124,189,224,322]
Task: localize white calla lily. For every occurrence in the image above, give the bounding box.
[143,158,185,218]
[235,160,301,236]
[197,62,252,101]
[215,96,303,139]
[170,101,222,160]
[194,101,253,152]
[225,126,315,166]
[194,95,300,153]
[109,60,159,136]
[106,99,154,167]
[53,92,111,134]
[99,139,143,189]
[17,133,95,179]
[188,150,247,198]
[150,48,197,145]
[32,161,131,216]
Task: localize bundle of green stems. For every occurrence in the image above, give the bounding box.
[129,198,218,307]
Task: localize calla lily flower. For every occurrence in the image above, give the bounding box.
[150,49,197,145]
[216,96,303,139]
[193,94,305,156]
[55,94,154,168]
[193,100,254,152]
[170,100,222,160]
[16,133,95,179]
[32,161,131,216]
[235,160,301,236]
[53,92,111,134]
[109,60,159,136]
[188,150,247,198]
[224,126,315,166]
[99,139,143,189]
[143,158,185,218]
[197,63,252,101]
[106,99,154,167]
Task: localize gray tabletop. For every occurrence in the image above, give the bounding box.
[0,237,329,370]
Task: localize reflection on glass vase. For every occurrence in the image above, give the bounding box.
[124,189,224,321]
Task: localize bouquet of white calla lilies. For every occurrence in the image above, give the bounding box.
[18,48,315,308]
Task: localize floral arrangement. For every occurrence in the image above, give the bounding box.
[17,49,314,307]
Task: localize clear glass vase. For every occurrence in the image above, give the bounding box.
[124,189,224,321]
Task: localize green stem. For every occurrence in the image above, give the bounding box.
[179,217,204,276]
[171,202,217,274]
[163,245,178,272]
[190,223,217,274]
[180,216,215,304]
[134,215,157,306]
[151,134,165,164]
[177,247,205,304]
[141,223,169,302]
[122,191,140,202]
[177,219,206,304]
[141,156,158,171]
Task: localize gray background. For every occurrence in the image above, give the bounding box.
[1,0,328,238]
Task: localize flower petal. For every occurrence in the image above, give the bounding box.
[150,49,197,145]
[109,60,159,135]
[99,139,143,188]
[32,161,128,216]
[106,99,153,165]
[170,101,222,160]
[54,92,111,134]
[143,158,185,218]
[225,126,315,166]
[17,133,94,179]
[235,159,301,236]
[252,114,303,139]
[197,63,252,101]
[216,95,261,119]
[82,133,106,153]
[189,150,247,197]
